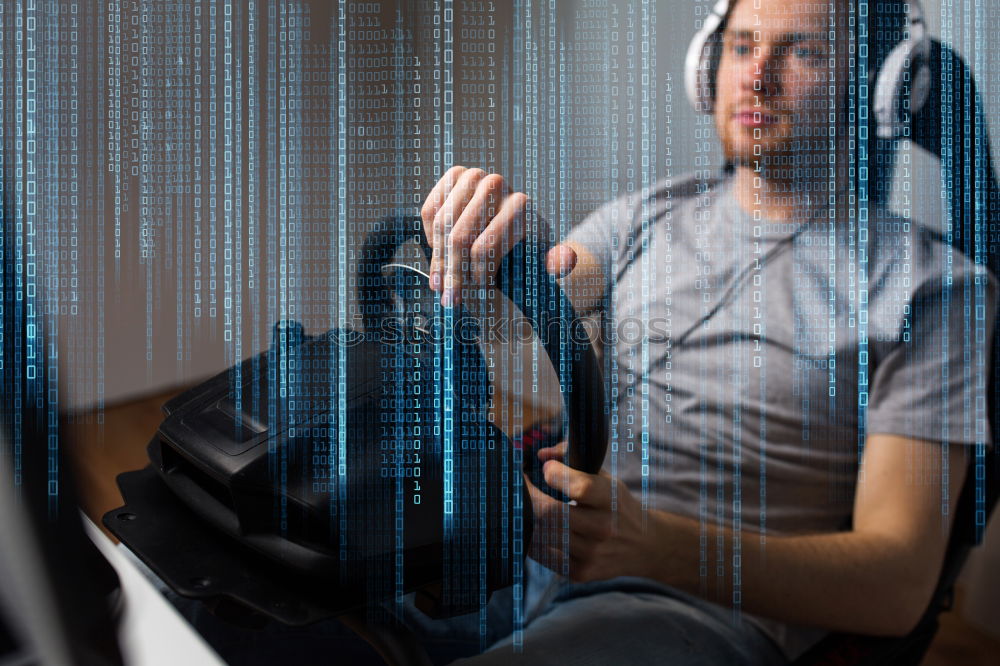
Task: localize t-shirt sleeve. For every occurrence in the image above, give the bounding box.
[866,266,998,446]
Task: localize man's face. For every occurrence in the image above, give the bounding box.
[715,0,849,170]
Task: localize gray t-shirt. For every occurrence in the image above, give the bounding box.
[566,172,997,658]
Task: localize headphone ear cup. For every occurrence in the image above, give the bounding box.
[702,36,725,114]
[909,53,931,117]
[685,28,719,113]
[685,0,730,114]
[873,5,933,141]
[873,40,914,139]
[873,40,933,139]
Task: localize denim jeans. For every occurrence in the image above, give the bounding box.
[123,546,786,665]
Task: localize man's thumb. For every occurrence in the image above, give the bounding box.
[546,244,578,278]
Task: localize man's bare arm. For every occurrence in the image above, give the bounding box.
[651,434,963,635]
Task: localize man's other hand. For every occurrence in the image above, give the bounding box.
[525,440,651,583]
[420,166,577,306]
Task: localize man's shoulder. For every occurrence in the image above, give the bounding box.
[870,210,996,294]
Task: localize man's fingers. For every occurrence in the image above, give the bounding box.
[567,505,612,540]
[524,475,568,563]
[543,460,612,508]
[421,167,544,304]
[524,473,568,534]
[546,244,578,278]
[530,544,570,574]
[524,472,561,512]
[433,167,486,297]
[421,165,465,230]
[431,168,486,297]
[444,174,508,304]
[421,166,467,291]
[468,192,528,288]
[421,165,468,219]
[536,440,568,463]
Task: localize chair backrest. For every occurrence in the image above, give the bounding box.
[793,39,1000,666]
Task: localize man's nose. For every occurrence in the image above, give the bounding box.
[742,45,783,98]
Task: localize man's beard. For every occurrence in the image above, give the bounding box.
[722,136,837,183]
[720,107,847,181]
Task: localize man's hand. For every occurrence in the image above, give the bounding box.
[420,166,578,306]
[525,441,652,583]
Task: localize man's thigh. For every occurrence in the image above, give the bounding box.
[454,578,787,666]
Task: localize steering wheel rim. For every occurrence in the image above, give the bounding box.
[358,215,608,475]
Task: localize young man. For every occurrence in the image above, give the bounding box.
[419,0,997,662]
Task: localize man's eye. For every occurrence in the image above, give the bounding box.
[795,45,826,60]
[732,43,751,56]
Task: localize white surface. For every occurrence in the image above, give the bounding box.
[83,517,226,666]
